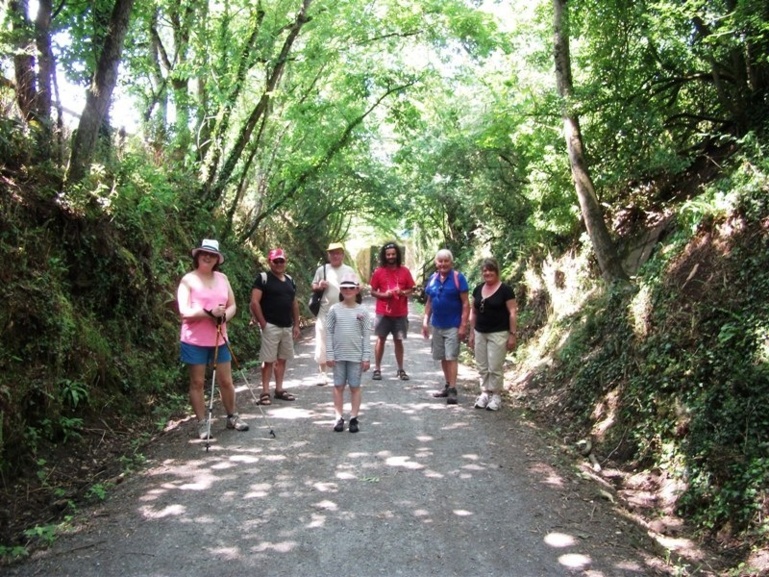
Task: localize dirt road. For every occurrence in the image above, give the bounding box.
[7,298,667,576]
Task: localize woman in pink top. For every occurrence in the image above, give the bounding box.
[177,239,249,439]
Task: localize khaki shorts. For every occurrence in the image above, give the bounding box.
[431,327,460,361]
[259,323,295,363]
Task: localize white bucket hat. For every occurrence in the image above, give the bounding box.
[339,273,360,287]
[192,239,224,264]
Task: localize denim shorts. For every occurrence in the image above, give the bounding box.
[332,361,363,388]
[180,341,231,365]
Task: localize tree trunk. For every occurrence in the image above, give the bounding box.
[9,0,37,121]
[205,0,313,206]
[553,0,629,285]
[66,0,136,185]
[33,0,53,123]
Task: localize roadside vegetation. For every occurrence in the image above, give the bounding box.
[2,0,768,573]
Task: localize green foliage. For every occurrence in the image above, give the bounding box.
[0,544,28,561]
[518,146,769,554]
[86,483,111,502]
[22,524,57,547]
[59,380,89,410]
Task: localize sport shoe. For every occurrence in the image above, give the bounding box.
[317,372,328,386]
[334,418,345,432]
[226,414,249,431]
[198,420,213,440]
[486,394,502,411]
[349,417,359,433]
[432,384,449,398]
[474,392,490,409]
[447,387,458,405]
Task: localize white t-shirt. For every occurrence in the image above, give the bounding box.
[312,263,355,315]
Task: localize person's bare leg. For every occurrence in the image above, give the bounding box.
[446,360,458,386]
[394,339,405,371]
[374,337,386,371]
[350,387,361,417]
[333,385,345,419]
[217,362,236,414]
[441,359,451,385]
[188,364,206,420]
[261,361,274,394]
[274,358,287,393]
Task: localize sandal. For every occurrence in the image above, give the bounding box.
[274,390,296,401]
[397,369,410,381]
[372,370,382,381]
[258,392,271,405]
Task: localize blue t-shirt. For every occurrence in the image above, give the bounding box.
[425,269,469,329]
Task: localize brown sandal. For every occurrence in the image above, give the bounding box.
[258,392,272,405]
[273,390,296,401]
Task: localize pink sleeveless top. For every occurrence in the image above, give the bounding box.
[179,271,229,346]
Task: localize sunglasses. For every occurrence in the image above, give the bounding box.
[479,297,486,313]
[271,258,286,264]
[340,285,358,290]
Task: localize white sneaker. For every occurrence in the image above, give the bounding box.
[486,394,502,411]
[317,372,328,386]
[198,420,212,439]
[226,414,249,431]
[474,392,490,409]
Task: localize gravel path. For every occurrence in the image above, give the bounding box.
[7,298,666,577]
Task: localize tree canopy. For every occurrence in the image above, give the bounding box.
[2,0,769,568]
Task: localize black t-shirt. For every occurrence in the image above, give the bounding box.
[472,283,515,333]
[252,272,296,327]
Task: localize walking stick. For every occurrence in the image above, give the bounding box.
[221,336,276,438]
[204,320,222,452]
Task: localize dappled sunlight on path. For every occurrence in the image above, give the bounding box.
[8,298,667,577]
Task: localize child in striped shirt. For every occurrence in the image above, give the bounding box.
[326,273,371,433]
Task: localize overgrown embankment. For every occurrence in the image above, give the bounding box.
[512,164,769,572]
[0,163,270,550]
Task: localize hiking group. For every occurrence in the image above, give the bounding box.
[177,239,518,438]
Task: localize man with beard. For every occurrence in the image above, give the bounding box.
[369,242,415,381]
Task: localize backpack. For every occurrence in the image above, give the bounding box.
[429,270,460,291]
[260,271,293,285]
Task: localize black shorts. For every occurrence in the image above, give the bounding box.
[374,315,409,340]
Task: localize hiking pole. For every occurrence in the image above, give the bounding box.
[222,336,276,438]
[204,320,223,452]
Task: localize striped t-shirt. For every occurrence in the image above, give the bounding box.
[325,303,372,363]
